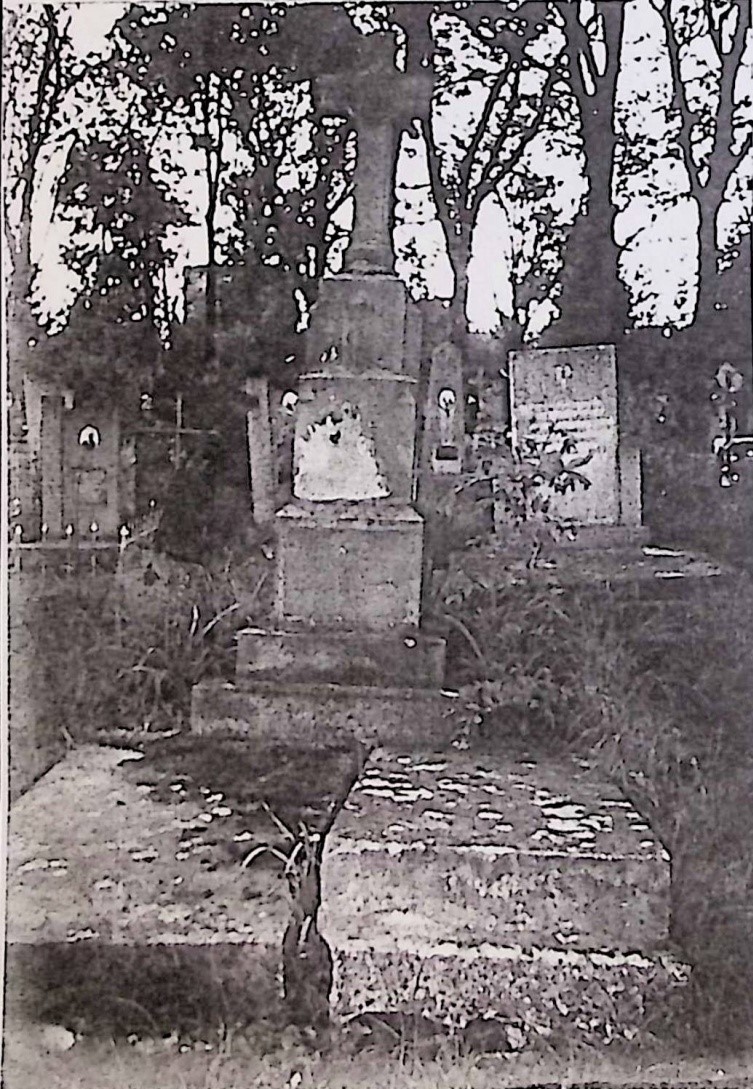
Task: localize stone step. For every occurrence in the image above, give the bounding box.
[326,936,689,1045]
[191,680,458,750]
[320,750,685,1045]
[320,752,670,954]
[236,626,446,688]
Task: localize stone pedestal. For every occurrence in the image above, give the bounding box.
[276,503,423,629]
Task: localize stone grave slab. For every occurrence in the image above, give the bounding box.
[321,751,670,954]
[319,751,687,1042]
[509,345,620,525]
[275,502,424,629]
[293,371,417,502]
[5,746,284,1028]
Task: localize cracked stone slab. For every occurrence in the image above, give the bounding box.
[321,751,671,953]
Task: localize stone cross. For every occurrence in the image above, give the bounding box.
[318,52,432,274]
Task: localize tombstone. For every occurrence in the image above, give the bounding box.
[508,344,643,532]
[20,378,125,540]
[424,341,465,475]
[245,376,276,523]
[193,40,448,729]
[61,405,123,537]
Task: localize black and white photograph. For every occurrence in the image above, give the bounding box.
[2,1,753,1085]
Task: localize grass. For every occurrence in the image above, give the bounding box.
[5,1022,753,1089]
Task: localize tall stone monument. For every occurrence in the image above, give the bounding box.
[192,47,451,746]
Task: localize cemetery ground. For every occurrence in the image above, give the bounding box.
[5,538,753,1088]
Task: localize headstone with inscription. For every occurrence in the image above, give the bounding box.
[509,344,631,527]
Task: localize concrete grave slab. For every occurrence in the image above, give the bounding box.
[5,746,284,1027]
[321,751,670,954]
[320,751,686,1042]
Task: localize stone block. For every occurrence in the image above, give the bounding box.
[191,680,457,750]
[328,938,689,1043]
[320,752,670,954]
[304,276,411,374]
[275,502,424,629]
[293,371,417,502]
[236,627,446,688]
[6,746,282,1030]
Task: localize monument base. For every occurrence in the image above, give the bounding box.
[276,503,424,629]
[236,626,446,688]
[191,680,457,750]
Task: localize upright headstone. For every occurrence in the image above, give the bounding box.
[509,345,621,525]
[424,341,465,475]
[61,405,122,537]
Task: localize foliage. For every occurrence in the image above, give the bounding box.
[25,135,189,400]
[430,548,753,1047]
[429,423,592,570]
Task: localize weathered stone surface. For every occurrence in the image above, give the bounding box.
[293,371,417,502]
[619,444,643,528]
[328,938,689,1042]
[236,627,446,688]
[509,345,621,526]
[320,752,670,954]
[191,681,457,749]
[304,278,414,374]
[6,746,283,1025]
[275,502,424,629]
[321,751,686,1043]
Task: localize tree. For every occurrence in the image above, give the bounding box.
[24,133,189,404]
